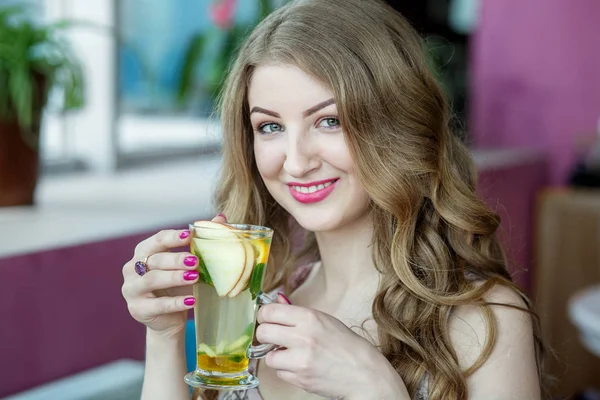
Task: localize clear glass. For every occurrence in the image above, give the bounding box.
[184,222,277,390]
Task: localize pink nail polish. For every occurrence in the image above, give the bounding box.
[183,271,199,281]
[184,297,195,306]
[184,256,197,267]
[179,230,190,239]
[217,213,227,222]
[278,292,292,304]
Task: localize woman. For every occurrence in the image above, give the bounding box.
[121,0,547,399]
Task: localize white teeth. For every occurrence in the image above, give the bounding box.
[291,180,336,194]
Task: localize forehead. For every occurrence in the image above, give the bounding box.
[247,64,334,109]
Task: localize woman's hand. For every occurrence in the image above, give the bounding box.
[121,215,226,338]
[255,301,410,399]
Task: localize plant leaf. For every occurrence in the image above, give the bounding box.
[0,4,27,22]
[9,62,32,128]
[259,0,271,21]
[209,25,248,97]
[0,4,85,131]
[175,33,206,106]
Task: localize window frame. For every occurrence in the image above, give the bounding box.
[41,0,221,175]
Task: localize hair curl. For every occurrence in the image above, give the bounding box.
[195,1,548,398]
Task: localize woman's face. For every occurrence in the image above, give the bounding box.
[248,64,370,232]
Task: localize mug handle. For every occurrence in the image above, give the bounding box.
[247,292,279,359]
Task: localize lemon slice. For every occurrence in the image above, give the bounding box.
[251,238,269,264]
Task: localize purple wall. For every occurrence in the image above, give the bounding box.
[470,0,600,184]
[477,158,548,291]
[0,227,183,397]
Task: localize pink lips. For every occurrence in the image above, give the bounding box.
[287,178,339,204]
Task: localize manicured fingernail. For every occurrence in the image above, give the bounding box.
[278,293,291,304]
[184,256,197,267]
[217,213,227,222]
[183,271,199,281]
[179,230,190,239]
[184,297,195,306]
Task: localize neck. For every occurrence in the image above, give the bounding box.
[314,212,380,297]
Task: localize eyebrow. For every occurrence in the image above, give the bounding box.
[249,98,335,119]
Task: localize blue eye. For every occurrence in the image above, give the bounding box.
[257,122,284,135]
[317,117,340,130]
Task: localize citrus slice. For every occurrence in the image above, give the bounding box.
[251,238,269,264]
[192,221,247,297]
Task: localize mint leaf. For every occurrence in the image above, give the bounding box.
[249,263,265,300]
[229,354,245,363]
[197,255,213,286]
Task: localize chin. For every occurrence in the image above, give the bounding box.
[268,187,371,233]
[286,201,363,233]
[292,212,343,233]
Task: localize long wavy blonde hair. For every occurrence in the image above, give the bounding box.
[195,0,547,399]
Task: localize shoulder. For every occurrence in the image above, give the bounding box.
[448,283,541,399]
[450,282,530,330]
[449,283,532,361]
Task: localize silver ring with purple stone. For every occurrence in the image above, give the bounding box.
[134,255,151,276]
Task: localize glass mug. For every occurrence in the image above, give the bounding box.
[184,222,277,390]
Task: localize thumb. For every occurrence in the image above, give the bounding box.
[211,213,227,224]
[276,292,292,305]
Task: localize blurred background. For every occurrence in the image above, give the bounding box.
[1,0,599,399]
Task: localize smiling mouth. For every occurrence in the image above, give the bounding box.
[290,180,337,194]
[287,179,339,204]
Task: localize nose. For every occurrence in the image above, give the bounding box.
[283,129,320,178]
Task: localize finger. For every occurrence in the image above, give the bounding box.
[258,303,312,326]
[255,323,300,349]
[131,213,226,261]
[127,295,196,322]
[128,269,199,297]
[122,251,198,288]
[277,292,292,304]
[123,252,197,281]
[127,214,225,275]
[192,213,227,227]
[266,348,307,372]
[136,251,199,272]
[212,213,227,223]
[134,229,192,258]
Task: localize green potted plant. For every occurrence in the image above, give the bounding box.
[175,0,282,109]
[0,5,84,207]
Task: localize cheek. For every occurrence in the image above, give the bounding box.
[326,138,369,198]
[325,137,356,175]
[254,140,284,180]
